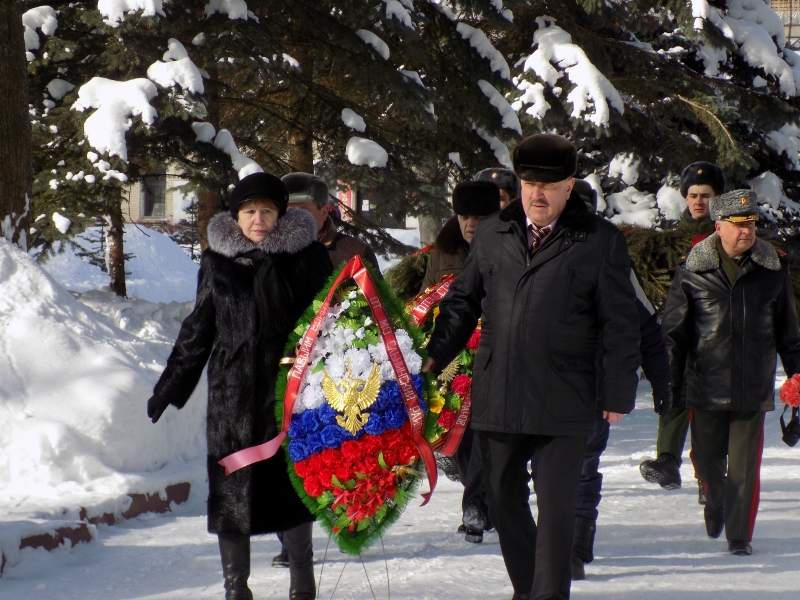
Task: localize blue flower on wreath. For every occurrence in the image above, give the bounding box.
[362,412,388,436]
[318,403,339,426]
[288,438,310,462]
[306,431,324,455]
[320,424,346,448]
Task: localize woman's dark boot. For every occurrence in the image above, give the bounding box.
[218,533,253,600]
[284,522,316,600]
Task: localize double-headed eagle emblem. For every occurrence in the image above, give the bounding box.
[322,361,382,434]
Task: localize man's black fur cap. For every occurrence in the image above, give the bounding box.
[679,162,726,198]
[452,181,501,216]
[512,134,577,182]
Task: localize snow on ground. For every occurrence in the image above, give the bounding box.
[3,226,799,597]
[1,378,799,598]
[39,224,200,303]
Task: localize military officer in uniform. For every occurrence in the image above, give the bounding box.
[661,190,800,555]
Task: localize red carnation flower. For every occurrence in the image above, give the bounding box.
[294,459,310,478]
[466,328,481,350]
[303,476,324,497]
[780,374,800,408]
[451,374,472,397]
[437,407,457,430]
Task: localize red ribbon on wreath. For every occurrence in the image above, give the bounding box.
[409,274,455,327]
[218,256,439,506]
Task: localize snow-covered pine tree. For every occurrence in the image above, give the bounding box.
[1,0,32,248]
[25,0,526,285]
[200,0,526,243]
[504,0,800,230]
[499,1,800,308]
[24,1,248,295]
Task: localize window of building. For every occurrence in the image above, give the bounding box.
[141,174,167,218]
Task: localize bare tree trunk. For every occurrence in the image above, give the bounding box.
[197,190,219,251]
[418,213,445,247]
[0,0,32,249]
[104,205,127,297]
[286,25,314,173]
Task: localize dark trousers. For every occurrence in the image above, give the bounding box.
[574,410,609,521]
[656,392,691,464]
[529,411,608,521]
[690,409,765,541]
[456,425,488,514]
[482,431,586,600]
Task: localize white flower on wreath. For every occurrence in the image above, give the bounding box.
[343,347,374,381]
[325,352,347,380]
[331,325,356,351]
[299,383,326,411]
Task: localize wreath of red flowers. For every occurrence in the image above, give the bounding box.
[779,374,800,408]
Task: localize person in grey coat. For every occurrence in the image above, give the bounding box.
[423,134,641,600]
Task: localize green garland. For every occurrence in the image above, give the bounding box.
[274,259,436,555]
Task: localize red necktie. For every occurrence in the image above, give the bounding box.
[528,224,551,255]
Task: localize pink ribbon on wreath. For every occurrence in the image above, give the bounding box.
[218,256,439,506]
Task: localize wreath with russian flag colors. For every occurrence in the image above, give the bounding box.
[274,256,439,554]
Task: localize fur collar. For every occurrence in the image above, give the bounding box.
[499,191,590,232]
[686,232,781,272]
[207,209,317,259]
[435,215,468,256]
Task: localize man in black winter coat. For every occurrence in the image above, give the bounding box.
[424,134,641,600]
[662,189,800,556]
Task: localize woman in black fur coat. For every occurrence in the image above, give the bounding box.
[147,172,333,600]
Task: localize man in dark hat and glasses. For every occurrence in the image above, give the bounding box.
[423,134,641,599]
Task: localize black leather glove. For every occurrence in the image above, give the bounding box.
[147,396,168,424]
[652,387,672,416]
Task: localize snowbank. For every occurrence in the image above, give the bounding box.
[0,239,207,532]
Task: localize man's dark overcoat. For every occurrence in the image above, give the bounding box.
[662,232,800,411]
[150,209,333,535]
[426,194,641,438]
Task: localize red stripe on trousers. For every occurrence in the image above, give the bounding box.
[747,424,765,541]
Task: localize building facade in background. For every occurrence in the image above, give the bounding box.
[772,1,800,48]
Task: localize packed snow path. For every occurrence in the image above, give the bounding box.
[1,382,798,599]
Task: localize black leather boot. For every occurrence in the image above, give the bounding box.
[570,517,596,580]
[218,533,253,600]
[284,522,316,600]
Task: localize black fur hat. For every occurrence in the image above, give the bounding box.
[474,168,520,199]
[452,181,500,216]
[230,172,289,218]
[512,134,577,182]
[679,162,726,198]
